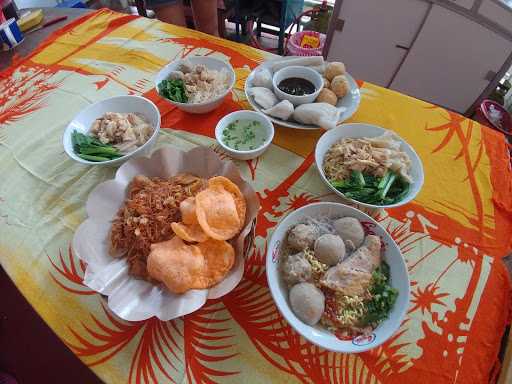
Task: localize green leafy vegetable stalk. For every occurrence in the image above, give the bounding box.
[71,131,123,162]
[362,262,398,325]
[330,170,410,205]
[158,79,188,103]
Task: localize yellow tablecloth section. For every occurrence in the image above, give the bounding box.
[1,9,512,384]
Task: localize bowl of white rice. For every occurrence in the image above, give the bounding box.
[155,56,236,114]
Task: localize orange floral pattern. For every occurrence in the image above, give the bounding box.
[0,9,511,384]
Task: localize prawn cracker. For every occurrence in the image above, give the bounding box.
[171,222,209,243]
[195,188,240,240]
[147,237,207,294]
[179,197,198,225]
[208,176,246,224]
[198,239,235,284]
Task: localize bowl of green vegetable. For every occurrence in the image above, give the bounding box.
[63,95,161,166]
[315,123,424,209]
[155,56,236,114]
[215,110,274,160]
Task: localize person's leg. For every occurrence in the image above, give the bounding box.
[190,0,219,36]
[152,0,187,26]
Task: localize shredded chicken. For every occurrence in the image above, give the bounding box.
[175,60,230,103]
[319,236,379,294]
[109,174,207,280]
[323,132,413,183]
[320,235,382,333]
[90,112,153,153]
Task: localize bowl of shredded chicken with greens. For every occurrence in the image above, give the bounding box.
[266,202,409,353]
[155,56,235,114]
[315,123,424,209]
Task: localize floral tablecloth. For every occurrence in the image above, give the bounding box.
[1,9,512,384]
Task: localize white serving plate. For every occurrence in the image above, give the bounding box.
[315,123,424,209]
[72,146,260,321]
[266,202,410,353]
[245,57,361,130]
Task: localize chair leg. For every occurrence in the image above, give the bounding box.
[217,9,226,38]
[277,0,287,55]
[241,17,248,35]
[135,0,147,17]
[234,0,240,41]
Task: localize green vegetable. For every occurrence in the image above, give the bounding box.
[377,172,397,200]
[158,79,188,103]
[72,131,123,162]
[354,170,366,187]
[362,262,398,325]
[78,154,111,162]
[330,170,409,205]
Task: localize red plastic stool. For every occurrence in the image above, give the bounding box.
[474,99,512,136]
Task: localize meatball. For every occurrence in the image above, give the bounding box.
[314,234,345,265]
[334,217,365,249]
[289,282,325,325]
[330,75,350,98]
[316,88,337,106]
[288,223,320,250]
[325,61,346,81]
[322,77,330,89]
[282,252,312,285]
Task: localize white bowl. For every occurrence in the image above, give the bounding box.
[272,66,323,106]
[63,95,161,166]
[215,110,274,160]
[315,123,424,209]
[155,56,236,114]
[266,202,410,353]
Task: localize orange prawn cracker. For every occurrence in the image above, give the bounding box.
[171,222,208,243]
[195,187,241,240]
[147,236,236,293]
[147,237,207,294]
[198,239,235,285]
[208,176,246,224]
[179,197,198,224]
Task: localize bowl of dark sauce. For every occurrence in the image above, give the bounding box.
[273,66,323,106]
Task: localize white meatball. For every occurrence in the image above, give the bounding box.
[314,234,345,265]
[288,224,320,250]
[289,282,325,325]
[282,252,312,285]
[334,217,365,248]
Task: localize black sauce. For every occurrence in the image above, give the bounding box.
[278,77,316,96]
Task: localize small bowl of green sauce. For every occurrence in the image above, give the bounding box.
[215,110,274,160]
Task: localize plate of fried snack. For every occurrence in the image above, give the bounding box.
[72,146,259,321]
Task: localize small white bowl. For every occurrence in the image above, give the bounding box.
[63,95,161,166]
[272,66,323,106]
[315,123,424,209]
[266,202,410,353]
[155,56,236,114]
[215,110,274,160]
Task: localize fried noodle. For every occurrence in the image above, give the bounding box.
[109,174,207,279]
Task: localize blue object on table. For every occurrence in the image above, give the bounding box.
[55,0,87,9]
[0,18,24,49]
